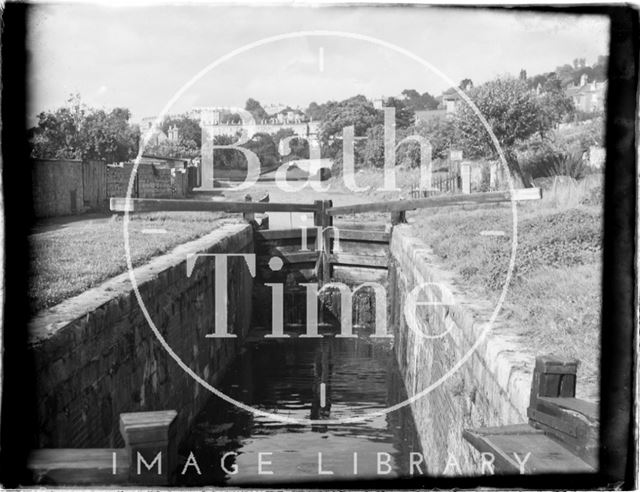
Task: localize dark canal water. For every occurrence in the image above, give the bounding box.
[177,335,422,485]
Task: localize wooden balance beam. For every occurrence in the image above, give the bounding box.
[463,355,598,474]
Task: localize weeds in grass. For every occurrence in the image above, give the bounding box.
[29,212,236,313]
[409,202,602,401]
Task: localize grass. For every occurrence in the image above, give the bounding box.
[29,212,239,314]
[408,200,602,401]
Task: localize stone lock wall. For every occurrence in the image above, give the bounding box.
[28,223,254,449]
[388,225,533,475]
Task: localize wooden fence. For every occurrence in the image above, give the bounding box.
[410,174,460,198]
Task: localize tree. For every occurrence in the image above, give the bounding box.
[362,124,386,168]
[401,89,439,111]
[212,132,279,170]
[161,115,201,147]
[459,78,474,91]
[419,91,439,110]
[29,94,85,159]
[454,77,548,187]
[212,134,241,168]
[306,100,337,121]
[401,89,421,101]
[244,132,279,169]
[536,74,575,137]
[592,55,608,81]
[413,117,458,161]
[145,114,202,159]
[385,97,414,129]
[245,98,269,122]
[145,139,200,159]
[81,107,139,163]
[318,95,381,168]
[273,128,309,162]
[29,94,139,163]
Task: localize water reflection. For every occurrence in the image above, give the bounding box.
[177,336,422,485]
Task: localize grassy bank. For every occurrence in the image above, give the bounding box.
[408,203,602,401]
[29,212,238,313]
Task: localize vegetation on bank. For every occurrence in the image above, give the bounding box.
[408,186,602,401]
[30,56,606,187]
[29,212,236,314]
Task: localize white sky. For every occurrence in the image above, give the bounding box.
[27,4,610,123]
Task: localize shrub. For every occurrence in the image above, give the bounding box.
[413,207,602,292]
[522,148,588,180]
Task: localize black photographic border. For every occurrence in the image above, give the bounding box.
[0,3,636,489]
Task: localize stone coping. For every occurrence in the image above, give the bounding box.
[28,222,253,345]
[390,225,534,419]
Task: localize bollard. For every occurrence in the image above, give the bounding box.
[529,355,578,409]
[120,410,177,486]
[243,194,255,223]
[390,210,407,225]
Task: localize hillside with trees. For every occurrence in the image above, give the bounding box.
[30,55,604,181]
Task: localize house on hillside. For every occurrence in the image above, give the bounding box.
[140,116,169,146]
[263,103,288,116]
[167,125,179,142]
[441,89,463,114]
[414,88,463,124]
[565,74,607,113]
[139,154,190,170]
[273,108,306,124]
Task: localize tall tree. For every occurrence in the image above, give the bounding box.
[401,89,438,111]
[319,95,381,163]
[29,94,138,163]
[455,77,549,187]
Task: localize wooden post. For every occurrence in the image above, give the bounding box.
[529,355,578,409]
[313,200,324,283]
[322,200,332,284]
[390,211,404,225]
[312,200,332,285]
[120,410,177,486]
[258,192,270,229]
[390,197,407,225]
[461,162,471,194]
[243,194,254,223]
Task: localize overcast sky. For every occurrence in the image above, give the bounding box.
[27,4,609,123]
